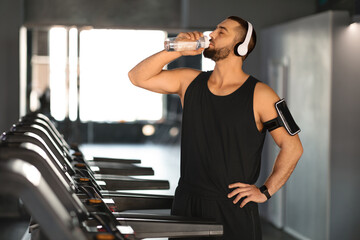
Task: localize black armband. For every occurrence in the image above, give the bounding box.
[263,99,300,136]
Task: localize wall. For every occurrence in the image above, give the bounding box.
[330,12,360,239]
[0,0,24,217]
[260,11,360,239]
[0,0,23,133]
[24,0,182,29]
[260,11,333,239]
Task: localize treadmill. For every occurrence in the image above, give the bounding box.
[0,140,223,239]
[22,113,141,164]
[12,121,154,176]
[2,131,172,201]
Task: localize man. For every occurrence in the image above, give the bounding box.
[128,16,303,240]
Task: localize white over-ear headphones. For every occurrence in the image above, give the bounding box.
[234,21,253,57]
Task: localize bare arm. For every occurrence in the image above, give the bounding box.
[228,83,303,207]
[128,32,205,100]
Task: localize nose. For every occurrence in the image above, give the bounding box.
[209,31,215,39]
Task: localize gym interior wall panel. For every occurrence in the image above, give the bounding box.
[284,12,332,240]
[260,12,334,239]
[330,12,360,240]
[260,10,360,239]
[24,0,182,29]
[187,0,317,29]
[0,0,23,132]
[0,0,24,217]
[317,0,356,13]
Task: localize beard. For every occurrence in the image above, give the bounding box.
[203,45,232,62]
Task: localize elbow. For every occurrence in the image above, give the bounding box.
[128,70,138,86]
[297,146,303,162]
[294,140,304,161]
[297,139,304,156]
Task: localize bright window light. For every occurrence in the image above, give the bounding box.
[79,29,166,122]
[202,31,215,71]
[69,28,78,121]
[49,27,67,121]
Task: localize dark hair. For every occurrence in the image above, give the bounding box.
[227,16,257,60]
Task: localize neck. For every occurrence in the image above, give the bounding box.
[211,56,248,84]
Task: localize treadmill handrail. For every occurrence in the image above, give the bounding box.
[0,158,87,240]
[0,141,90,219]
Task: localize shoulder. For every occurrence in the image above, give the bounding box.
[254,81,280,104]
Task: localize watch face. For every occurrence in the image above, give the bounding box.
[260,185,271,199]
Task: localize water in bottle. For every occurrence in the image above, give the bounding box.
[164,36,210,51]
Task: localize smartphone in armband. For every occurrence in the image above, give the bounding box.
[264,99,301,136]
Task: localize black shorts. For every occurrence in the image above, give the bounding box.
[170,183,262,240]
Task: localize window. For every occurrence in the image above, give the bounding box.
[48,28,167,122]
[202,31,215,71]
[79,29,166,122]
[49,27,68,121]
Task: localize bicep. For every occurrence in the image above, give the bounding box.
[269,126,301,150]
[254,83,302,151]
[132,68,200,96]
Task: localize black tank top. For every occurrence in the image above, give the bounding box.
[179,71,266,197]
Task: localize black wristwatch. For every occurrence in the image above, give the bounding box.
[259,185,271,200]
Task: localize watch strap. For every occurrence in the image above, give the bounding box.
[259,185,271,200]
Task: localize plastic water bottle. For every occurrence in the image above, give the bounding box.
[164,36,210,51]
